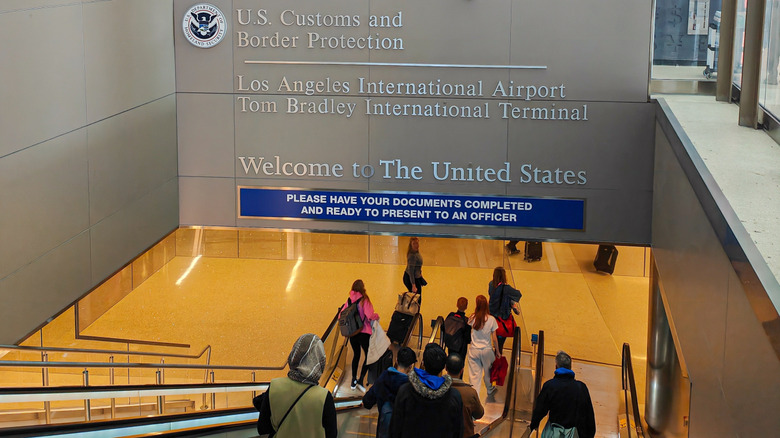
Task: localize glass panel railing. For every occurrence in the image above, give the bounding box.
[759,0,780,119]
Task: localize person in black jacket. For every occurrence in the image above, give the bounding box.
[362,347,417,438]
[389,343,463,438]
[527,351,596,438]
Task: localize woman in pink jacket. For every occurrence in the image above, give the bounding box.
[342,279,380,392]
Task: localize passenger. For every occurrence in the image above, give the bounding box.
[341,279,380,392]
[526,351,596,438]
[362,347,418,438]
[443,297,471,359]
[389,343,463,438]
[402,236,426,302]
[446,353,484,438]
[467,295,500,400]
[253,333,337,438]
[488,266,522,352]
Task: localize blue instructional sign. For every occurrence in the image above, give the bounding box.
[239,187,585,230]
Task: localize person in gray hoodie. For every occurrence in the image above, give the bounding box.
[389,343,463,438]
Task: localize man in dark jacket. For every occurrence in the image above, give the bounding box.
[389,343,463,438]
[362,347,417,438]
[527,351,596,438]
[446,353,484,438]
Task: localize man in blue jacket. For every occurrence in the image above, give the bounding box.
[362,347,417,438]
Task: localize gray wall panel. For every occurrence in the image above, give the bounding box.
[88,96,178,225]
[0,130,90,279]
[510,0,651,102]
[0,4,86,157]
[83,0,175,122]
[368,0,512,66]
[652,113,780,436]
[1,0,178,342]
[234,95,370,178]
[0,1,75,12]
[722,271,780,436]
[180,177,237,227]
[0,232,92,344]
[174,0,233,93]
[178,93,236,177]
[90,178,179,284]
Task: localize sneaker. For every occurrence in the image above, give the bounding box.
[356,384,367,393]
[350,380,358,390]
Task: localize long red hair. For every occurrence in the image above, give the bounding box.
[470,295,489,331]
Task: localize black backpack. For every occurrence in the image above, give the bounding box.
[339,298,364,337]
[443,312,470,353]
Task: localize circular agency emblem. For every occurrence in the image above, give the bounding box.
[182,3,227,48]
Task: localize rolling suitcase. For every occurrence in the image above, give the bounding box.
[387,310,414,343]
[366,349,394,385]
[524,241,542,262]
[593,244,618,274]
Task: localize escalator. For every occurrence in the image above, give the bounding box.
[4,305,592,438]
[0,307,422,437]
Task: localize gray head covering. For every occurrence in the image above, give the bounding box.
[287,333,326,385]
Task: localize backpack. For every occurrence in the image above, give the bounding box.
[395,292,420,315]
[443,312,469,353]
[339,298,364,337]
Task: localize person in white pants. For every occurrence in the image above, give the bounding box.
[467,295,501,400]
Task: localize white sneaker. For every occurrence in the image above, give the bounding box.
[356,384,366,393]
[350,380,358,390]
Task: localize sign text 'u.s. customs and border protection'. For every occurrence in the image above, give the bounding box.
[239,187,584,230]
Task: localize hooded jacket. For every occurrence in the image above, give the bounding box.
[389,368,463,438]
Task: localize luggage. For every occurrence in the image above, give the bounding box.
[395,291,420,315]
[704,11,721,79]
[387,310,414,343]
[593,244,618,274]
[338,298,364,337]
[366,348,394,385]
[443,312,470,354]
[524,241,542,262]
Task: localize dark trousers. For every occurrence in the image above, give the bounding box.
[350,332,370,384]
[402,272,423,303]
[497,336,508,352]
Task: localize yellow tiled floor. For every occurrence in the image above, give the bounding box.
[7,230,649,437]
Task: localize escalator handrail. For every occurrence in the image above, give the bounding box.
[0,398,367,438]
[0,344,211,360]
[621,342,644,437]
[402,313,424,349]
[427,316,445,346]
[533,330,545,400]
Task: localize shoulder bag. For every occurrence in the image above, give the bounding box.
[271,384,315,437]
[494,285,517,338]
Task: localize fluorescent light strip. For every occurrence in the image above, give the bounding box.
[176,255,202,286]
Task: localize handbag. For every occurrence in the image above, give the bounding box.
[540,422,579,438]
[495,285,517,337]
[366,320,392,364]
[495,314,517,338]
[395,291,420,315]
